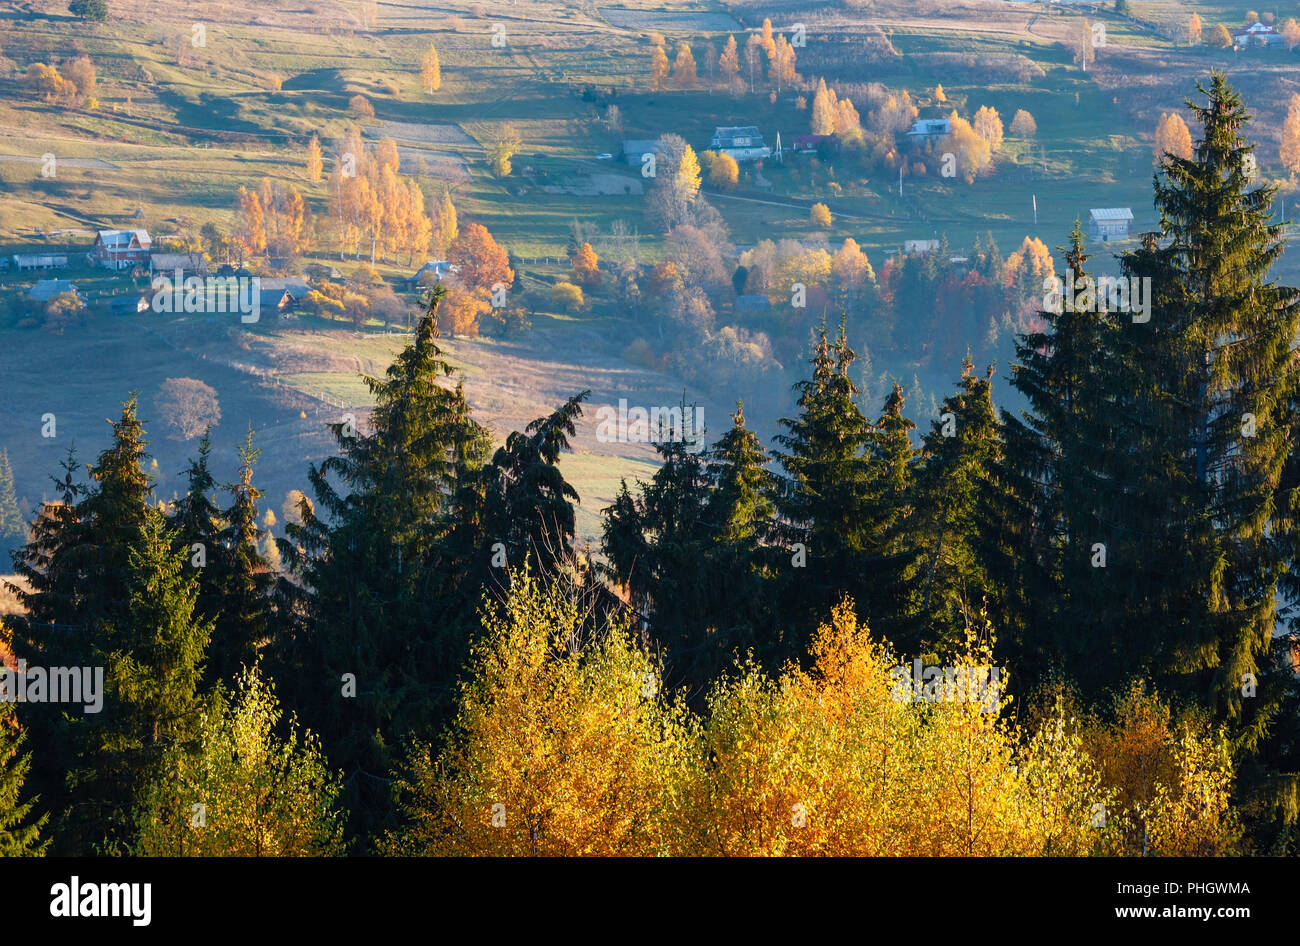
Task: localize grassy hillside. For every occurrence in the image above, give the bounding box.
[2,0,1299,542]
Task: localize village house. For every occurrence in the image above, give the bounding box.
[1088,207,1134,242]
[13,252,69,271]
[91,229,151,270]
[258,276,311,313]
[110,293,150,315]
[28,279,80,303]
[709,126,772,162]
[904,239,940,255]
[792,134,839,154]
[257,285,294,316]
[735,294,772,314]
[149,252,209,280]
[1234,20,1286,47]
[621,139,665,167]
[906,118,951,141]
[405,260,456,290]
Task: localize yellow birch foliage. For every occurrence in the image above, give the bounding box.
[383,585,1240,856]
[1084,682,1239,856]
[381,571,696,856]
[305,134,323,183]
[1154,112,1194,165]
[650,45,669,91]
[134,666,346,856]
[1280,94,1300,178]
[973,105,1004,153]
[421,44,441,93]
[673,604,1110,856]
[941,115,993,183]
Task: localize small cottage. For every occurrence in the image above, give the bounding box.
[1088,208,1134,242]
[29,279,80,302]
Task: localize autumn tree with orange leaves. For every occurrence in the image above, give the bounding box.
[448,221,514,293]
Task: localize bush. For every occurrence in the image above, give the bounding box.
[550,281,585,313]
[622,337,659,369]
[135,667,347,856]
[69,0,108,20]
[481,304,532,338]
[349,94,375,118]
[1209,24,1233,48]
[709,152,740,192]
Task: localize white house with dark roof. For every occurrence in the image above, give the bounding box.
[907,118,951,140]
[709,126,771,162]
[406,260,455,289]
[1234,21,1285,47]
[1088,208,1134,241]
[92,229,151,269]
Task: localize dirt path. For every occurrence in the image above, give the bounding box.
[710,191,877,222]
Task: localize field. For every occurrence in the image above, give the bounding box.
[3,0,1296,256]
[2,0,1300,542]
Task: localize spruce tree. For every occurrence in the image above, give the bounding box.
[67,507,211,853]
[7,399,154,851]
[6,450,85,666]
[169,432,225,649]
[209,427,273,684]
[991,75,1300,787]
[892,248,942,351]
[1117,73,1299,754]
[601,480,651,602]
[170,432,222,566]
[904,357,1001,651]
[0,449,23,556]
[3,452,84,853]
[0,702,47,856]
[10,400,153,663]
[69,396,155,645]
[982,224,1120,692]
[862,382,919,639]
[700,402,779,677]
[602,414,716,688]
[706,401,776,549]
[481,391,589,578]
[278,286,492,828]
[771,322,876,645]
